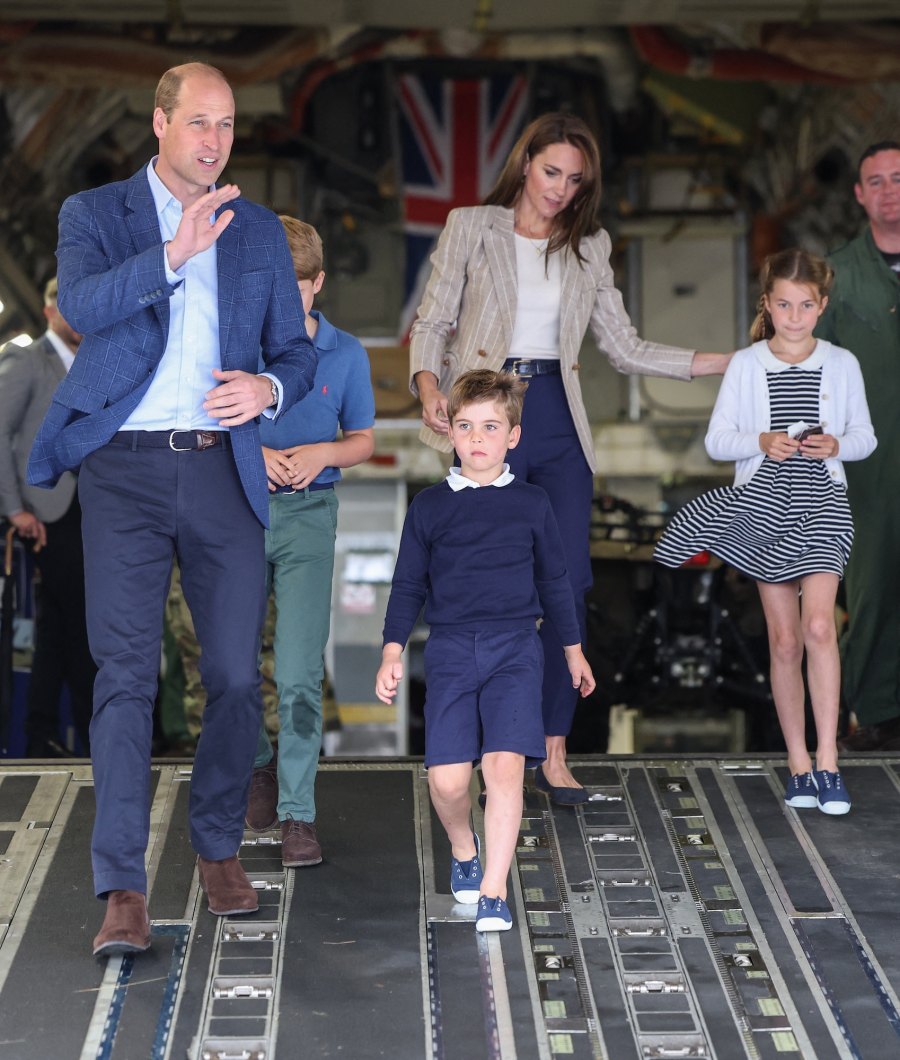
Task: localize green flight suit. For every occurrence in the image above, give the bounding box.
[816,228,900,726]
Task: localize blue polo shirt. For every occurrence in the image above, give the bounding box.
[258,310,375,486]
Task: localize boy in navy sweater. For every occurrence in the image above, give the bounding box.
[376,369,595,931]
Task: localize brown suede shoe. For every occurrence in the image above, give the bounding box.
[281,819,323,867]
[837,715,900,752]
[92,890,151,958]
[197,855,259,916]
[245,753,278,832]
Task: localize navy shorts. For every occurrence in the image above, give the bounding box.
[423,629,547,767]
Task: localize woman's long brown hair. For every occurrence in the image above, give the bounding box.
[483,112,603,264]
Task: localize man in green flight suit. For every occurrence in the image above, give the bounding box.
[816,141,900,750]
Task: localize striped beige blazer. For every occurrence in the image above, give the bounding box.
[409,205,695,473]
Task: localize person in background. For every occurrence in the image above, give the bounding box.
[377,369,595,932]
[655,249,876,814]
[815,142,900,752]
[160,563,281,756]
[27,62,316,958]
[245,217,375,869]
[0,277,95,757]
[409,112,729,803]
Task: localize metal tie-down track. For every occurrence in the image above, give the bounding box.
[0,756,899,1058]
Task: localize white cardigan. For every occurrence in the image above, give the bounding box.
[705,340,876,487]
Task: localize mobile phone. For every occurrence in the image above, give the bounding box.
[797,425,823,443]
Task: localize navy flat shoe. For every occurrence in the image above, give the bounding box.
[534,764,589,805]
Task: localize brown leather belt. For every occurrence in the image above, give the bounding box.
[111,430,229,451]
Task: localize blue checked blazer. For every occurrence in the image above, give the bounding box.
[27,166,316,526]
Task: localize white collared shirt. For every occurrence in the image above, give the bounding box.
[446,464,515,490]
[119,158,280,429]
[44,329,75,373]
[121,158,222,430]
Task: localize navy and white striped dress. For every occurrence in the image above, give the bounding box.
[654,362,854,583]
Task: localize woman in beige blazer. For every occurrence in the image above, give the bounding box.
[410,113,729,803]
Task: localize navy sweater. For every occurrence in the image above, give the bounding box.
[382,479,580,648]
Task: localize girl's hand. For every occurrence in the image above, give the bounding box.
[799,433,839,459]
[759,431,799,461]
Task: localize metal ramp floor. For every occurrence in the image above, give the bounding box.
[0,755,898,1059]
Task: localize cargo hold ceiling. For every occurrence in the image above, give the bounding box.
[1,0,897,28]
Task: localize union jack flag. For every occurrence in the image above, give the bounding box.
[394,72,529,341]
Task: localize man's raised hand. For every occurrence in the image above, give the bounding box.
[166,185,240,270]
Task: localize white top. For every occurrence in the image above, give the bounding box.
[508,234,561,361]
[705,339,877,487]
[446,464,515,490]
[44,329,75,372]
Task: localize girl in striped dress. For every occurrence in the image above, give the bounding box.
[655,249,876,815]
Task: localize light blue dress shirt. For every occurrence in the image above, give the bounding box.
[121,158,280,431]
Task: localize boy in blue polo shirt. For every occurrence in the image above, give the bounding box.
[246,217,375,868]
[376,369,595,931]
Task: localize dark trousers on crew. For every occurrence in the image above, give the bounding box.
[504,372,594,738]
[25,496,96,755]
[79,434,267,897]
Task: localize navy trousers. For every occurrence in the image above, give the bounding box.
[505,373,593,738]
[79,437,267,897]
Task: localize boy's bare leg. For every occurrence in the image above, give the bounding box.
[429,763,477,861]
[480,751,525,900]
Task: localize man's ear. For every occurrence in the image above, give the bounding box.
[152,108,168,140]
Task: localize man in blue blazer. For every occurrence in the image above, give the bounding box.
[28,61,317,958]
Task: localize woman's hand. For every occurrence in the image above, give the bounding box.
[564,645,596,697]
[759,431,799,461]
[690,352,733,376]
[415,371,450,435]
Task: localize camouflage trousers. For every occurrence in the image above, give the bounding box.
[161,563,337,746]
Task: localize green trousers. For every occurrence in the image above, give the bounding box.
[842,453,900,726]
[255,487,338,822]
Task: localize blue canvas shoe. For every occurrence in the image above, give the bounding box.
[475,895,513,932]
[784,771,817,808]
[812,769,850,815]
[450,833,483,903]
